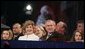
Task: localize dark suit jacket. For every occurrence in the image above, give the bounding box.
[46,31,65,41]
[13,33,23,40]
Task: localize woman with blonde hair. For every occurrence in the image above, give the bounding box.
[1,29,13,40]
[34,26,47,41]
[18,20,39,41]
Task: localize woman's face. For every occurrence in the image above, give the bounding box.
[74,32,82,42]
[25,25,34,35]
[2,30,10,40]
[35,26,43,38]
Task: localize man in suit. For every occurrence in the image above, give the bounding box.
[44,20,65,41]
[12,23,23,40]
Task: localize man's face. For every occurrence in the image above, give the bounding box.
[77,23,84,33]
[13,24,21,34]
[56,22,66,34]
[45,21,56,33]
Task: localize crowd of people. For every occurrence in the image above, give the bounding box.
[1,5,84,42]
[1,19,84,42]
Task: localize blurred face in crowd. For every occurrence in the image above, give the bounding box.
[56,21,67,34]
[13,23,22,34]
[45,20,56,33]
[77,23,84,33]
[74,32,82,42]
[35,26,45,38]
[25,25,34,35]
[2,30,10,40]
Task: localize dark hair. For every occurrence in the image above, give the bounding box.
[70,30,84,42]
[12,23,22,27]
[77,20,84,24]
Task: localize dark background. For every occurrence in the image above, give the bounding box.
[1,1,84,37]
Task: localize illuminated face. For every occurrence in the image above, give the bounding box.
[2,30,10,40]
[25,25,34,35]
[13,24,21,34]
[35,26,43,38]
[45,21,56,33]
[74,32,82,42]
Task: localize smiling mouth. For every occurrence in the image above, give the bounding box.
[27,30,33,32]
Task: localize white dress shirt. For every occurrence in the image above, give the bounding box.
[18,33,40,41]
[46,33,52,40]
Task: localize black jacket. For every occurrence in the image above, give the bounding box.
[46,31,65,41]
[13,33,23,40]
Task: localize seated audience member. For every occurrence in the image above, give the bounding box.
[18,20,39,41]
[56,21,67,35]
[1,30,13,40]
[44,20,65,41]
[34,26,47,41]
[71,31,84,42]
[12,23,23,40]
[56,21,68,41]
[76,20,84,35]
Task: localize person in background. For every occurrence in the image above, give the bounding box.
[56,21,68,41]
[12,23,23,40]
[71,31,84,42]
[1,29,13,40]
[44,20,65,41]
[70,20,84,42]
[76,20,84,35]
[56,21,67,35]
[18,20,39,41]
[34,26,47,41]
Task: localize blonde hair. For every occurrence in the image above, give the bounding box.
[1,29,13,40]
[22,20,35,35]
[34,26,47,39]
[38,26,46,36]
